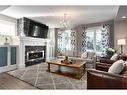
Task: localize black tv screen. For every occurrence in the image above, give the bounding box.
[24,17,48,38]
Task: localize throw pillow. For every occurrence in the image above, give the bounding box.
[87,52,95,58]
[81,52,87,59]
[108,60,124,74]
[110,53,119,61]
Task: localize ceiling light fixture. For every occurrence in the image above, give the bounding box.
[59,13,70,29]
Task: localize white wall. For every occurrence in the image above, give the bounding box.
[114,20,127,54]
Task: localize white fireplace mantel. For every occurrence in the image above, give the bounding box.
[18,36,50,69]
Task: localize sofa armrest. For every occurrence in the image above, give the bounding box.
[87,69,127,89]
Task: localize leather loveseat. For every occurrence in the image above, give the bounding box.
[96,55,127,71]
[96,58,115,71]
[87,68,127,89]
[87,56,127,89]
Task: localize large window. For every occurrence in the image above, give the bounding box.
[0,20,16,36]
[61,30,71,51]
[57,29,72,53]
[85,26,102,56]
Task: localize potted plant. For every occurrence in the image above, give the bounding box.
[106,48,116,58]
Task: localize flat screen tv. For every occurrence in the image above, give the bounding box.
[23,17,49,38]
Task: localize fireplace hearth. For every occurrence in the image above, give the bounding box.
[25,46,46,66]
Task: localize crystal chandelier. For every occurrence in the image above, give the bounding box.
[59,13,70,29]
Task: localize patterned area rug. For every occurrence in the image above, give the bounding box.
[7,62,88,89]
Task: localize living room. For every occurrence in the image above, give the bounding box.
[0,5,127,91]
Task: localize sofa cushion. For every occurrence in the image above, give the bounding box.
[99,58,116,64]
[66,50,74,56]
[110,53,119,61]
[96,62,112,71]
[61,50,74,57]
[60,50,81,57]
[108,60,124,74]
[81,52,87,59]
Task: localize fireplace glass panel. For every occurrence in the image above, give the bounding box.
[27,51,44,61]
[25,46,46,66]
[29,52,43,60]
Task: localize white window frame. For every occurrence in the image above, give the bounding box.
[85,26,102,56]
[0,20,16,36]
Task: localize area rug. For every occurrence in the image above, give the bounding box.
[7,62,88,89]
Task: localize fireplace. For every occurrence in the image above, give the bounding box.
[27,50,44,61]
[25,46,46,66]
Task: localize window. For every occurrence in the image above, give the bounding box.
[61,30,71,51]
[0,20,16,36]
[57,29,72,52]
[85,26,102,56]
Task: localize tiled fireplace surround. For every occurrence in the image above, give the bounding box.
[25,46,46,66]
[18,36,50,69]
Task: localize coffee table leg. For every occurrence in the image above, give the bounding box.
[76,68,80,79]
[48,63,51,72]
[83,64,86,70]
[58,65,61,72]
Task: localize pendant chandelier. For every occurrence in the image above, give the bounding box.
[59,13,70,29]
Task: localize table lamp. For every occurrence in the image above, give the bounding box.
[117,39,126,54]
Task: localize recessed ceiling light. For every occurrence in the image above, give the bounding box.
[122,16,126,19]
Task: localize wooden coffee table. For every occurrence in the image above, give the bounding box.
[46,59,86,79]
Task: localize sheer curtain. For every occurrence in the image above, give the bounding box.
[57,29,76,55]
[48,28,55,59]
[57,29,63,55]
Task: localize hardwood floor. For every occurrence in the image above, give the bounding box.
[0,73,38,89]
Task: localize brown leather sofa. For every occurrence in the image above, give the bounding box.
[96,59,115,71]
[95,55,127,71]
[87,56,127,89]
[87,68,127,89]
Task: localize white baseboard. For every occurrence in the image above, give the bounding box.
[0,65,18,73]
[18,64,26,69]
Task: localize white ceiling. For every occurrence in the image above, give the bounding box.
[0,6,119,28]
[0,6,10,12]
